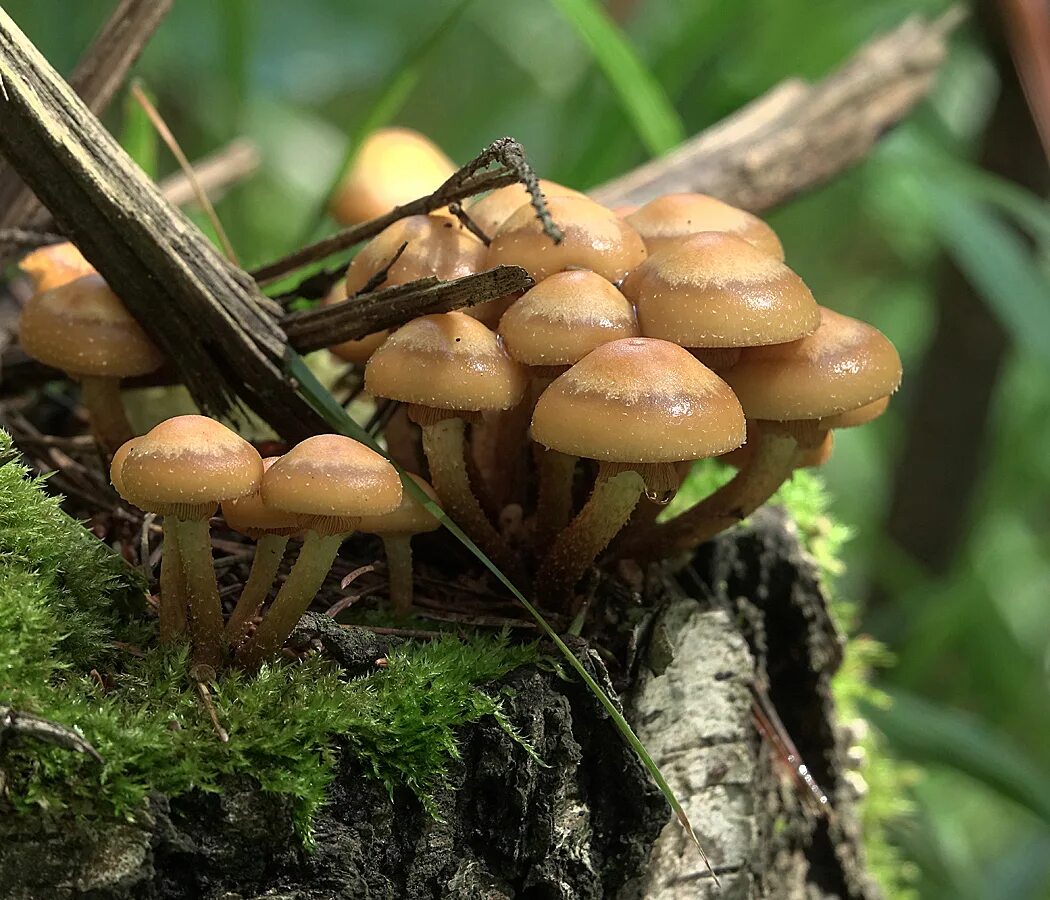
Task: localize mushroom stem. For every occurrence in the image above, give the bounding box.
[80,376,134,453]
[382,534,415,616]
[621,431,800,563]
[537,467,645,607]
[534,448,577,553]
[174,518,226,673]
[420,417,520,578]
[236,531,344,669]
[225,533,289,650]
[158,519,187,642]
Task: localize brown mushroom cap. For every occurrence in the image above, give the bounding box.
[262,434,402,521]
[486,196,647,283]
[19,274,165,378]
[328,127,456,226]
[365,312,526,412]
[626,193,784,259]
[222,457,302,537]
[119,415,263,509]
[321,278,390,365]
[467,180,584,238]
[110,436,142,499]
[819,395,890,429]
[532,337,745,463]
[621,233,819,349]
[720,307,903,421]
[357,472,441,535]
[498,270,639,367]
[344,214,484,295]
[18,242,95,292]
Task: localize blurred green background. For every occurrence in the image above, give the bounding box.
[7,1,1050,897]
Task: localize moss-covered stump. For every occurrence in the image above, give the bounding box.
[0,661,667,899]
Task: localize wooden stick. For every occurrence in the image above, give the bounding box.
[590,8,965,209]
[0,0,176,229]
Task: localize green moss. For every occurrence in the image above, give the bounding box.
[0,431,535,838]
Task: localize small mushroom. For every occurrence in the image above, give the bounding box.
[117,416,263,672]
[531,337,745,605]
[625,193,784,259]
[498,269,640,547]
[467,179,584,239]
[624,308,901,561]
[357,473,441,615]
[486,195,647,284]
[621,232,819,371]
[365,312,526,577]
[18,242,95,292]
[19,274,165,452]
[221,457,303,650]
[328,127,456,226]
[236,435,401,669]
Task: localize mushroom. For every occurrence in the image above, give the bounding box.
[116,416,263,673]
[623,308,901,561]
[112,436,188,641]
[364,312,526,576]
[620,232,819,372]
[486,195,647,284]
[467,179,584,239]
[328,127,456,226]
[498,269,640,547]
[625,193,784,259]
[322,279,391,366]
[221,457,303,650]
[720,424,835,471]
[18,274,165,452]
[18,242,95,292]
[531,337,745,604]
[236,435,401,668]
[357,473,441,615]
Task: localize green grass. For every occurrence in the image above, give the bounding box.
[0,431,535,835]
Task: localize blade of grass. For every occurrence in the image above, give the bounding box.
[297,0,473,243]
[283,350,719,884]
[548,0,685,157]
[866,691,1050,827]
[119,83,158,179]
[924,180,1050,366]
[130,80,239,266]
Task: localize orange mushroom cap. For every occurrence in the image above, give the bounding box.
[467,180,584,238]
[626,193,783,259]
[357,472,441,536]
[532,337,745,464]
[18,242,95,293]
[486,195,647,284]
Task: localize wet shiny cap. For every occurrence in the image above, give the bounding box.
[720,307,903,421]
[19,274,165,378]
[328,128,456,225]
[532,337,745,463]
[467,180,584,238]
[622,233,819,349]
[262,435,402,525]
[498,270,638,367]
[119,415,263,509]
[222,457,303,537]
[486,195,647,283]
[626,194,783,259]
[357,472,441,535]
[322,278,390,365]
[18,242,95,292]
[344,215,484,295]
[365,312,526,412]
[110,436,142,501]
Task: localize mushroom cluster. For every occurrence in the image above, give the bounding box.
[110,418,427,672]
[327,186,901,609]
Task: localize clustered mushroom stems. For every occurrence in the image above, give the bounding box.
[224,532,290,648]
[168,503,227,673]
[78,375,135,452]
[158,520,188,642]
[411,408,522,581]
[533,448,577,553]
[236,528,348,669]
